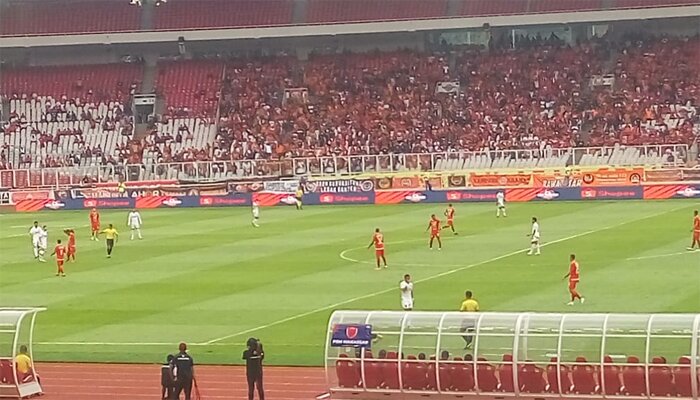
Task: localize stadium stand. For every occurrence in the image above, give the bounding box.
[0,0,140,36]
[307,0,447,24]
[152,0,294,30]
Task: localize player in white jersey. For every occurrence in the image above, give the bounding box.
[251,201,260,228]
[496,191,507,217]
[127,209,143,240]
[527,217,541,255]
[399,274,414,311]
[28,221,46,262]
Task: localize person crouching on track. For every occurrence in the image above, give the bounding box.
[173,342,195,400]
[243,337,265,400]
[161,354,175,400]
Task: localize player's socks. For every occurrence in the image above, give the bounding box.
[33,248,39,258]
[580,297,585,304]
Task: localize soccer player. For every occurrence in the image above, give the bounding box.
[64,229,77,262]
[50,239,67,277]
[252,201,260,228]
[443,204,458,235]
[399,274,414,311]
[367,228,388,270]
[100,224,119,258]
[127,209,143,240]
[496,191,507,217]
[459,290,479,349]
[526,217,541,255]
[563,254,585,305]
[38,225,48,261]
[29,221,45,262]
[89,208,101,241]
[426,214,442,250]
[689,210,700,251]
[295,187,303,210]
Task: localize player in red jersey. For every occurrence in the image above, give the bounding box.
[563,254,584,306]
[64,229,76,262]
[426,214,442,250]
[89,208,100,241]
[367,228,388,270]
[443,204,458,235]
[50,239,67,277]
[688,210,700,251]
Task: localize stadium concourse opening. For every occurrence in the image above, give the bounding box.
[325,311,700,399]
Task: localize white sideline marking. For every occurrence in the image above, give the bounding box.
[625,251,696,261]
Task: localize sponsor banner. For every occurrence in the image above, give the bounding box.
[304,179,374,193]
[200,194,252,207]
[643,184,700,200]
[82,198,134,209]
[374,177,393,190]
[447,175,467,188]
[444,190,500,202]
[580,186,643,200]
[252,192,296,207]
[645,169,683,183]
[0,190,10,205]
[506,187,580,202]
[682,168,700,181]
[227,182,264,193]
[10,190,52,203]
[580,168,643,186]
[15,199,57,212]
[314,192,375,205]
[532,173,583,188]
[331,324,373,348]
[389,176,442,190]
[263,180,299,193]
[469,173,532,188]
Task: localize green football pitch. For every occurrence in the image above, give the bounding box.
[0,201,698,366]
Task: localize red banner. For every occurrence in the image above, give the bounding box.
[579,168,644,186]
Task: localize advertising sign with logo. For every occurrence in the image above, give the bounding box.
[580,168,643,186]
[331,324,373,348]
[0,190,10,205]
[263,181,300,193]
[10,190,52,203]
[532,173,583,188]
[304,179,374,193]
[580,186,643,200]
[315,192,374,205]
[469,174,532,188]
[645,169,683,183]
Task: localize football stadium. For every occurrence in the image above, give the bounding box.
[0,1,699,399]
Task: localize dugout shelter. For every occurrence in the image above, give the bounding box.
[0,308,45,399]
[325,311,700,399]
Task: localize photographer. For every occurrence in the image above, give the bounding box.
[243,337,265,400]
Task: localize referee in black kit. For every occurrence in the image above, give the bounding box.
[243,337,265,400]
[173,342,195,400]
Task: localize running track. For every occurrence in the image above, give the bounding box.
[36,363,327,400]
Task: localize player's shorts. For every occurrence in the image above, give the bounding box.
[39,240,47,250]
[694,231,700,240]
[91,223,100,231]
[446,219,454,226]
[531,236,540,243]
[402,299,414,310]
[106,239,114,247]
[431,231,440,238]
[129,223,141,229]
[67,246,76,255]
[498,203,506,209]
[375,249,385,257]
[569,281,578,290]
[32,239,41,248]
[57,260,64,267]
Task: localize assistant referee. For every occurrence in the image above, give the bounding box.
[459,290,480,349]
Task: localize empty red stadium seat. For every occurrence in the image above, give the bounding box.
[498,354,515,392]
[362,359,383,389]
[336,354,360,388]
[449,357,474,392]
[571,356,598,394]
[547,358,573,394]
[425,359,437,390]
[381,353,400,389]
[476,357,499,392]
[622,356,646,396]
[674,356,693,397]
[401,355,428,390]
[602,355,623,395]
[153,0,293,30]
[519,361,546,393]
[0,359,15,384]
[307,0,447,23]
[649,356,674,396]
[438,359,452,391]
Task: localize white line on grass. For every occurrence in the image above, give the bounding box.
[204,204,690,345]
[339,236,464,267]
[625,251,697,261]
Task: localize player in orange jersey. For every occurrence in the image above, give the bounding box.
[563,254,584,306]
[50,239,67,277]
[367,228,388,270]
[64,229,76,262]
[443,204,458,235]
[426,214,442,250]
[688,210,700,251]
[89,208,100,241]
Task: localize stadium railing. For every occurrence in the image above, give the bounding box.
[324,311,700,399]
[0,144,690,188]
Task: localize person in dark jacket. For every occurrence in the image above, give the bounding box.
[161,354,175,400]
[243,337,265,400]
[172,342,195,400]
